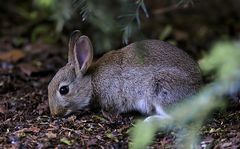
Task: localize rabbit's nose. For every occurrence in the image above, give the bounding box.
[49,105,67,118]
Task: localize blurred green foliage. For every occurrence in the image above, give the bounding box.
[201,41,240,81]
[31,0,194,53]
[31,0,150,53]
[35,0,72,32]
[130,40,240,148]
[1,0,197,53]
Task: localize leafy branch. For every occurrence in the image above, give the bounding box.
[120,0,149,44]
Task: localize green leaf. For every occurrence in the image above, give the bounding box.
[159,25,172,40]
[35,0,55,8]
[60,137,72,145]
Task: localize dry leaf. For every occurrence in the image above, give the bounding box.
[15,127,40,134]
[87,138,98,146]
[36,100,49,115]
[0,50,25,62]
[174,30,189,40]
[0,104,8,113]
[18,63,40,76]
[46,131,57,139]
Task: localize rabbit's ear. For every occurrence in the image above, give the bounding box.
[73,35,93,75]
[68,30,82,63]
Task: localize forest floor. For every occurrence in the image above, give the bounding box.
[0,35,240,149]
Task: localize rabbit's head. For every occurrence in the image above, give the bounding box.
[48,31,93,117]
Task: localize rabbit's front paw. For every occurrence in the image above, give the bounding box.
[143,114,171,123]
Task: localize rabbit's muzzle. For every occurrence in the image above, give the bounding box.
[48,98,68,117]
[50,106,67,117]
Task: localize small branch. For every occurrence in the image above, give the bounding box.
[152,0,194,15]
[152,4,180,15]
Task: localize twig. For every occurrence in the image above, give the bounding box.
[152,0,194,15]
[152,4,180,15]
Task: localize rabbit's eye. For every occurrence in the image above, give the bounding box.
[59,85,69,95]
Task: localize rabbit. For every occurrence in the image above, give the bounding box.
[48,30,202,119]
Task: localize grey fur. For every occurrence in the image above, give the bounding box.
[48,32,202,117]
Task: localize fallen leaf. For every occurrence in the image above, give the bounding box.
[174,30,189,41]
[0,50,25,62]
[60,137,72,145]
[18,63,41,76]
[36,100,49,115]
[15,127,40,134]
[67,115,77,122]
[106,133,119,142]
[221,142,232,148]
[0,104,8,113]
[87,138,98,146]
[92,115,106,122]
[46,131,57,139]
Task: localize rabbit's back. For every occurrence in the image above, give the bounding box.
[90,40,202,114]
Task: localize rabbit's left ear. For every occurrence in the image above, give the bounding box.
[68,30,82,63]
[72,35,93,75]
